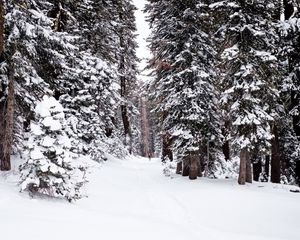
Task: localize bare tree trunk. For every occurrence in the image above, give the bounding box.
[189,152,199,180]
[176,162,182,174]
[197,157,203,177]
[238,148,247,185]
[261,155,271,182]
[271,125,281,183]
[0,0,4,56]
[140,97,151,157]
[246,154,252,183]
[182,157,189,177]
[222,120,230,161]
[161,132,173,162]
[0,0,4,163]
[120,63,132,152]
[253,160,262,182]
[222,140,230,161]
[1,66,14,171]
[296,161,300,186]
[0,99,4,165]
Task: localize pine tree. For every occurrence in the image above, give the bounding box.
[146,0,222,179]
[0,0,130,199]
[213,0,281,184]
[277,0,300,185]
[113,0,139,153]
[20,96,86,201]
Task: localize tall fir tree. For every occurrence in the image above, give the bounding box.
[212,0,281,184]
[146,0,222,179]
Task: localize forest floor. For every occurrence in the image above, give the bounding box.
[0,156,300,240]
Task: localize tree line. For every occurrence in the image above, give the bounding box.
[145,0,300,185]
[0,0,139,201]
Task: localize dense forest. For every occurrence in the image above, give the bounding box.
[0,0,300,201]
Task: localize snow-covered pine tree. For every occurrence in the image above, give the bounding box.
[0,0,131,198]
[108,0,140,154]
[146,0,222,179]
[20,96,86,201]
[277,0,300,185]
[0,0,63,170]
[213,0,281,184]
[61,0,140,158]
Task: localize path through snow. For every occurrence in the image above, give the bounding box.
[1,156,300,240]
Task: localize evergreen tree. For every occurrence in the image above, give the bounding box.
[0,0,138,199]
[212,0,281,184]
[20,96,86,201]
[277,0,300,185]
[146,0,222,179]
[113,0,139,153]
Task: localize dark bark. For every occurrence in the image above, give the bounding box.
[222,120,230,161]
[265,155,270,181]
[296,160,300,186]
[189,153,199,180]
[118,5,132,153]
[1,66,14,171]
[161,132,173,162]
[120,58,132,151]
[291,89,300,138]
[182,157,189,177]
[0,0,3,57]
[283,0,295,20]
[0,100,4,166]
[222,140,230,161]
[0,0,4,168]
[253,160,262,182]
[49,1,67,32]
[246,153,252,183]
[238,148,247,185]
[197,157,203,177]
[271,125,281,183]
[176,162,182,174]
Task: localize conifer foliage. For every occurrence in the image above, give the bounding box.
[146,0,300,185]
[146,0,222,179]
[0,0,139,200]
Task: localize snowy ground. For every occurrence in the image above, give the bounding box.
[1,156,300,240]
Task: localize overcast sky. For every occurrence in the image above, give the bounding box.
[132,0,151,79]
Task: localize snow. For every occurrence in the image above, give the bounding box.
[1,156,300,240]
[42,116,62,131]
[30,148,44,160]
[41,136,56,147]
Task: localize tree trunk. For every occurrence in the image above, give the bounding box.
[246,153,252,183]
[182,157,189,177]
[176,162,182,174]
[253,160,262,182]
[222,140,230,161]
[0,0,4,168]
[296,160,300,186]
[0,0,4,57]
[120,54,131,152]
[118,6,132,153]
[238,148,247,185]
[1,66,14,171]
[0,100,4,166]
[271,125,281,183]
[189,153,199,180]
[140,97,152,157]
[265,155,270,181]
[161,132,173,162]
[197,157,203,177]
